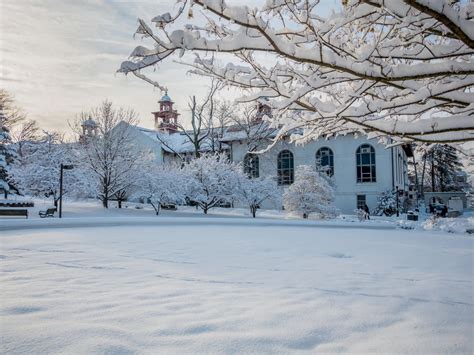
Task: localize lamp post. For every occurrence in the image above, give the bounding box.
[59,164,74,218]
[396,185,399,217]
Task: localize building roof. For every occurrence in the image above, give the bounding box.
[132,125,226,154]
[160,93,172,103]
[82,117,98,127]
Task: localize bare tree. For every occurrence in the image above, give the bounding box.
[227,103,276,153]
[73,100,143,208]
[157,80,223,158]
[11,120,41,158]
[0,89,26,130]
[120,0,474,147]
[182,80,221,157]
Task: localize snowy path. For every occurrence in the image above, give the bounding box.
[1,223,472,353]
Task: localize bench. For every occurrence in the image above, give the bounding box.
[39,208,56,218]
[0,209,28,218]
[0,201,34,208]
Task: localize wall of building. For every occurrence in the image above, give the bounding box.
[124,125,164,164]
[231,135,408,214]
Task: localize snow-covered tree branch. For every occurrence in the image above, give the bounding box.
[73,101,146,208]
[120,0,474,146]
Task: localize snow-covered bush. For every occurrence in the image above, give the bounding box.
[355,209,368,222]
[374,190,397,216]
[11,132,90,205]
[374,190,407,216]
[422,216,474,234]
[132,163,186,215]
[236,176,280,218]
[183,153,242,214]
[283,165,338,219]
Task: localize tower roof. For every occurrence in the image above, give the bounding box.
[82,116,98,127]
[159,90,172,103]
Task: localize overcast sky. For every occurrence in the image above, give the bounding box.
[1,0,338,133]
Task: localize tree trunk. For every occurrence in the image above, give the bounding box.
[118,200,122,209]
[150,201,160,215]
[203,206,208,214]
[102,198,108,208]
[251,206,256,218]
[431,151,435,192]
[420,155,427,198]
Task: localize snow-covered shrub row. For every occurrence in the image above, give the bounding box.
[422,217,474,234]
[283,165,338,219]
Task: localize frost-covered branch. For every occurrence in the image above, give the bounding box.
[120,0,474,145]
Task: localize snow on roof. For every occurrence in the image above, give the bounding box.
[133,125,225,154]
[82,117,98,127]
[220,122,279,142]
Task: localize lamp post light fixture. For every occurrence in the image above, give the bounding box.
[59,164,74,218]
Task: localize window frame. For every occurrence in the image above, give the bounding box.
[277,150,294,185]
[356,144,376,183]
[357,194,366,210]
[316,147,334,177]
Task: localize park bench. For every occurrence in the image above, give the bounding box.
[0,209,28,219]
[39,208,56,218]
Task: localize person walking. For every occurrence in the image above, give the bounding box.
[363,204,370,220]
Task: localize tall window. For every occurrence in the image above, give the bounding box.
[357,195,366,210]
[244,154,259,178]
[356,144,376,183]
[278,150,294,185]
[316,147,334,176]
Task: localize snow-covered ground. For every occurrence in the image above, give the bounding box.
[1,216,472,353]
[1,198,472,234]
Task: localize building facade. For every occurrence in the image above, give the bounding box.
[123,93,412,214]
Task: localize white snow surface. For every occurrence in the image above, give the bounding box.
[1,214,473,353]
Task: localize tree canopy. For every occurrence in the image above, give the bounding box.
[120,0,474,149]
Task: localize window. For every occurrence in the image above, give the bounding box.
[357,195,366,210]
[277,150,294,185]
[243,154,259,178]
[316,147,334,176]
[356,144,376,183]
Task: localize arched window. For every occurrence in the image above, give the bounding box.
[244,154,259,178]
[278,150,294,185]
[316,147,334,176]
[356,144,376,183]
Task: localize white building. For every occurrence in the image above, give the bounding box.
[123,93,412,214]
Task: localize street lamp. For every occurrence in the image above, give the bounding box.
[59,164,74,218]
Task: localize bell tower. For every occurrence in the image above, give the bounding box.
[152,91,180,133]
[255,97,272,122]
[79,116,98,144]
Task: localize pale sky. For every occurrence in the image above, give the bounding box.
[1,0,338,133]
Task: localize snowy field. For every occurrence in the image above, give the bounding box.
[1,219,472,354]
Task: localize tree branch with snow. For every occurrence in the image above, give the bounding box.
[119,0,474,147]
